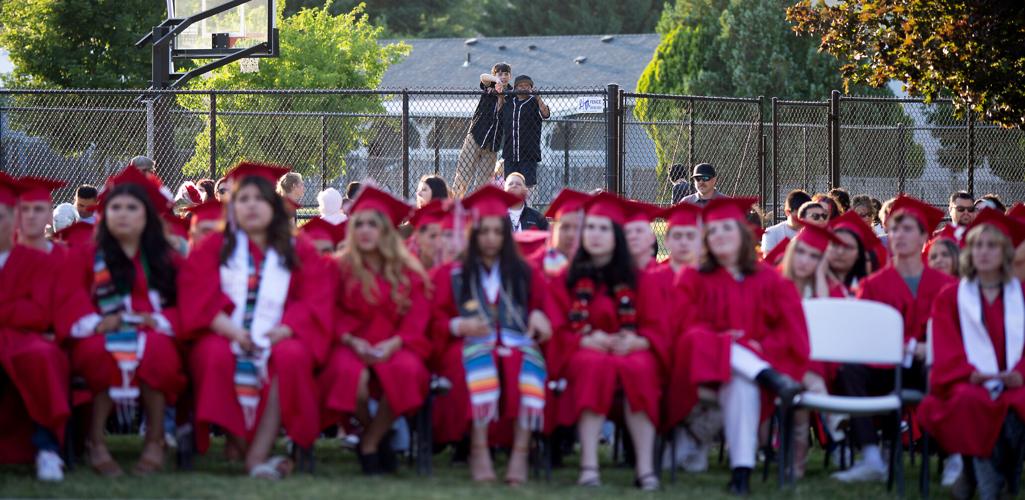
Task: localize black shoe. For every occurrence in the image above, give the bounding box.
[378,434,398,473]
[728,467,752,496]
[451,437,470,465]
[755,368,803,405]
[357,448,382,475]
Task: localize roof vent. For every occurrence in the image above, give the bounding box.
[527,44,537,51]
[601,35,615,43]
[465,38,478,46]
[498,44,506,50]
[574,56,587,64]
[462,52,471,67]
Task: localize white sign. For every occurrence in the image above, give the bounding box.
[577,96,605,114]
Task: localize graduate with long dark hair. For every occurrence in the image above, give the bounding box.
[55,166,185,477]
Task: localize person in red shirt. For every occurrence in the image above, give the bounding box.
[668,197,807,495]
[177,162,333,479]
[0,173,71,481]
[54,166,185,477]
[554,192,669,491]
[919,208,1025,499]
[623,199,661,271]
[318,186,431,476]
[407,200,446,270]
[429,185,556,484]
[182,199,224,248]
[832,195,957,483]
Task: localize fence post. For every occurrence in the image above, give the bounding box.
[433,118,440,175]
[802,126,809,190]
[757,96,765,210]
[771,97,779,224]
[897,123,906,194]
[966,108,975,196]
[618,89,627,197]
[829,90,841,189]
[563,122,571,187]
[209,92,217,179]
[0,102,5,173]
[688,98,695,169]
[605,83,620,195]
[401,89,410,199]
[321,114,328,191]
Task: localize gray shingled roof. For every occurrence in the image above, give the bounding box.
[379,34,661,91]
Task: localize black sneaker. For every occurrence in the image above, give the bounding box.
[357,448,382,476]
[728,467,751,496]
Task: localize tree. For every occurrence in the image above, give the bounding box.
[477,0,662,37]
[0,0,164,88]
[178,3,409,179]
[283,0,478,38]
[787,0,1025,129]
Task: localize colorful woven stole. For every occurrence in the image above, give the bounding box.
[93,251,145,427]
[234,250,264,430]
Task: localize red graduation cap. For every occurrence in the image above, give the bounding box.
[462,184,522,219]
[888,195,944,233]
[1008,202,1025,224]
[514,229,549,256]
[763,237,790,266]
[966,207,1025,247]
[829,210,882,250]
[660,202,702,229]
[544,189,590,219]
[624,199,660,224]
[98,165,171,213]
[184,200,224,228]
[54,221,95,247]
[184,183,202,204]
[583,191,629,226]
[932,224,958,243]
[300,216,347,246]
[702,197,758,224]
[0,172,17,207]
[225,161,291,185]
[348,186,411,227]
[16,176,66,204]
[162,212,190,239]
[409,200,448,229]
[795,220,846,253]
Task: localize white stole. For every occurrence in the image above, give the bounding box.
[219,230,292,352]
[957,277,1025,376]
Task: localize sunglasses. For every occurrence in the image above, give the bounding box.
[693,175,712,182]
[954,206,975,213]
[808,213,829,221]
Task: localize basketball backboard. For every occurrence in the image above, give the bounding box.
[167,0,276,59]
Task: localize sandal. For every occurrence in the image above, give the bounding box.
[469,444,496,482]
[249,455,294,480]
[86,442,124,478]
[577,465,601,487]
[635,472,660,491]
[132,440,166,476]
[504,446,529,487]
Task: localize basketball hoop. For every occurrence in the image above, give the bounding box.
[239,58,260,73]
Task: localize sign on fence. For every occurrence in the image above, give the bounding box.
[577,96,604,114]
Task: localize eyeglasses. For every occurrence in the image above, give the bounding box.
[954,206,975,213]
[693,175,712,182]
[807,213,829,221]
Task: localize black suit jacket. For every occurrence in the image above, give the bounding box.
[517,206,550,231]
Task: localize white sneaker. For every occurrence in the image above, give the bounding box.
[36,450,64,482]
[831,460,887,482]
[941,454,963,488]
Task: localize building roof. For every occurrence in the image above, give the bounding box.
[379,34,661,91]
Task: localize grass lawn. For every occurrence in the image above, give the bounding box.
[1,435,936,499]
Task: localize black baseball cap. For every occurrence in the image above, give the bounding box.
[691,163,716,179]
[514,75,534,87]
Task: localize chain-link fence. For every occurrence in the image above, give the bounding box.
[2,87,1024,222]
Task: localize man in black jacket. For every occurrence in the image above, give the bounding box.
[504,172,548,232]
[501,75,550,188]
[453,62,512,196]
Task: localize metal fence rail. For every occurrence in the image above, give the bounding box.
[1,87,1023,222]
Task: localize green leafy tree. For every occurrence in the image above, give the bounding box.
[787,0,1025,129]
[178,3,409,179]
[477,0,662,36]
[283,0,478,37]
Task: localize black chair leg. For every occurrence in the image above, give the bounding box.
[762,411,777,483]
[417,395,433,476]
[176,420,195,471]
[670,429,677,484]
[292,445,314,474]
[919,433,930,500]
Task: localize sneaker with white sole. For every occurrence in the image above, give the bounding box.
[941,454,963,488]
[831,460,887,482]
[36,450,64,482]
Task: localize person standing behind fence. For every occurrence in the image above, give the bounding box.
[501,75,550,190]
[452,63,512,197]
[680,163,724,206]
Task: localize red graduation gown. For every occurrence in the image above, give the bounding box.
[918,282,1025,457]
[54,244,185,405]
[0,245,70,464]
[427,262,558,445]
[857,265,956,345]
[177,233,333,451]
[666,263,810,429]
[552,268,670,426]
[318,260,431,427]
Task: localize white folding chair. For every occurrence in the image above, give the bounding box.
[785,298,907,495]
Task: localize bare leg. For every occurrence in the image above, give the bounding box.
[355,369,371,427]
[577,410,604,485]
[359,397,394,454]
[505,423,531,485]
[137,384,166,470]
[245,378,282,473]
[623,402,655,481]
[87,392,114,464]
